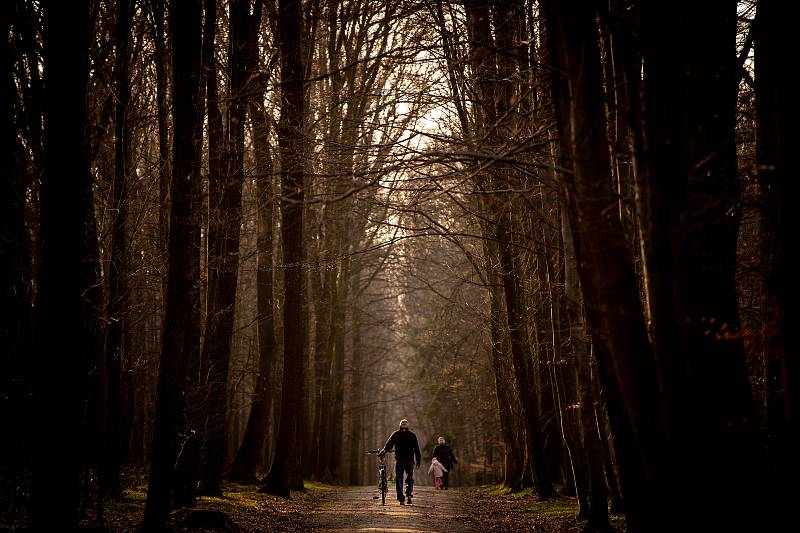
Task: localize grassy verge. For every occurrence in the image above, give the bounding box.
[92,479,325,531]
[462,484,626,532]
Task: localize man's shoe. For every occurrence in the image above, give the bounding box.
[399,500,405,505]
[407,497,412,505]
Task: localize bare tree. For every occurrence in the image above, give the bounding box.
[261,0,306,498]
[198,0,254,496]
[101,0,132,499]
[31,0,99,528]
[142,0,203,527]
[541,0,664,528]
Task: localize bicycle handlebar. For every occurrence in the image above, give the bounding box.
[366,449,393,455]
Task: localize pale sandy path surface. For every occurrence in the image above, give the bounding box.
[307,485,475,533]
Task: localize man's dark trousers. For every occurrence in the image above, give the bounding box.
[395,459,415,502]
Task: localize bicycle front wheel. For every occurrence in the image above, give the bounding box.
[381,472,387,505]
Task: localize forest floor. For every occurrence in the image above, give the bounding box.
[308,484,627,533]
[2,477,626,531]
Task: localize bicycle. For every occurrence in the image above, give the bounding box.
[366,449,392,505]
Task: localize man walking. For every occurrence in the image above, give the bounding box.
[381,419,421,505]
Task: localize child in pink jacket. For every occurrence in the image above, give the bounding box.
[428,457,448,490]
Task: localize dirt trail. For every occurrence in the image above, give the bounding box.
[308,485,474,533]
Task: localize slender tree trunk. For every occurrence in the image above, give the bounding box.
[328,258,349,482]
[260,0,305,498]
[551,294,588,513]
[592,358,623,514]
[142,0,203,527]
[315,269,338,480]
[101,0,131,500]
[483,238,523,490]
[495,222,555,499]
[228,75,277,485]
[347,277,364,485]
[199,0,250,496]
[309,242,331,478]
[541,188,589,508]
[532,241,565,488]
[311,13,347,471]
[31,1,94,528]
[561,206,610,530]
[527,191,568,490]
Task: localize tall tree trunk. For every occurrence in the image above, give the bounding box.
[540,1,666,529]
[481,0,555,499]
[561,206,610,531]
[171,0,222,504]
[0,1,33,472]
[550,285,589,513]
[463,0,553,498]
[527,184,568,490]
[347,275,364,485]
[328,257,350,482]
[314,268,338,480]
[495,222,555,499]
[483,238,523,490]
[532,239,565,488]
[31,1,95,528]
[756,3,797,527]
[199,0,250,496]
[308,235,331,478]
[311,5,347,473]
[635,2,760,528]
[592,358,624,514]
[260,0,306,498]
[101,0,131,499]
[142,0,203,527]
[228,68,277,486]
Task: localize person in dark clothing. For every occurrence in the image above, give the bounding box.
[381,418,421,505]
[432,436,457,489]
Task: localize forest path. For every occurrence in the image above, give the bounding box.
[308,485,474,532]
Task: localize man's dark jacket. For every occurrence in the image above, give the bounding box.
[383,428,421,464]
[433,443,457,470]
